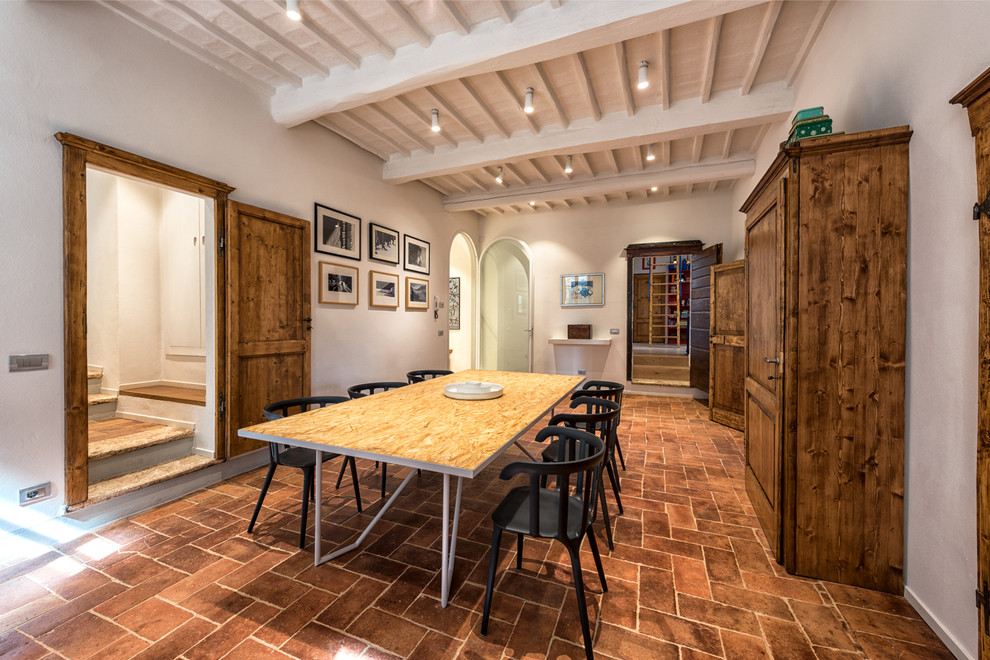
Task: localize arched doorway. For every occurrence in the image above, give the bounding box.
[448,233,476,372]
[479,238,532,372]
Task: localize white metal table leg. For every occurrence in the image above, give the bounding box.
[314,450,323,565]
[440,474,464,607]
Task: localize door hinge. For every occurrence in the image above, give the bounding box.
[218,393,225,422]
[218,227,225,256]
[977,580,989,635]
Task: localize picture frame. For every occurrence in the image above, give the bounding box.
[448,277,461,330]
[403,234,430,275]
[369,270,399,308]
[561,272,605,306]
[318,261,358,305]
[406,276,429,310]
[369,222,399,265]
[314,203,360,261]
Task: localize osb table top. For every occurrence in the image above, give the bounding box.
[238,370,584,478]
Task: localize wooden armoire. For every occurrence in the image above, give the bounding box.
[741,126,911,594]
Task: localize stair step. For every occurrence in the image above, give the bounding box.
[88,393,118,422]
[88,366,103,380]
[83,455,218,508]
[119,385,206,406]
[88,418,195,461]
[632,363,691,386]
[88,392,117,406]
[632,354,690,367]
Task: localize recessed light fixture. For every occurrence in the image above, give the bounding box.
[430,108,440,132]
[286,0,301,21]
[524,87,534,114]
[495,167,504,184]
[637,60,649,90]
[564,155,573,174]
[646,144,655,161]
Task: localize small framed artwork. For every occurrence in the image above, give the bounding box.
[315,204,360,261]
[561,272,605,306]
[404,234,430,275]
[406,276,429,309]
[448,277,460,330]
[369,270,399,308]
[318,261,358,305]
[369,222,399,265]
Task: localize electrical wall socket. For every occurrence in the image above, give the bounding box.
[577,369,586,375]
[438,330,444,337]
[610,328,620,335]
[19,482,53,506]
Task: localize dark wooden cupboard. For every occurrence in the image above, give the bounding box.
[741,127,911,594]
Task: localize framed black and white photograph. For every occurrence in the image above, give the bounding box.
[369,222,399,265]
[318,261,358,306]
[404,234,430,274]
[448,277,460,330]
[561,272,605,306]
[315,203,360,261]
[406,276,429,310]
[369,270,399,308]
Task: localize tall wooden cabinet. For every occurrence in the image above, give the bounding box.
[741,126,911,594]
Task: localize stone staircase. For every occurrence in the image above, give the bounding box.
[83,366,215,507]
[631,353,691,386]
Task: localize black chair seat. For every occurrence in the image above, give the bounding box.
[273,446,334,469]
[494,486,587,540]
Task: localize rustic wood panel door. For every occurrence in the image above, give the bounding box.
[745,179,785,558]
[632,274,650,342]
[689,244,722,393]
[709,260,745,430]
[226,202,310,457]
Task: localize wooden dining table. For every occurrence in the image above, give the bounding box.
[237,369,584,606]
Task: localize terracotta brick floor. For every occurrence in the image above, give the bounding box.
[0,396,953,659]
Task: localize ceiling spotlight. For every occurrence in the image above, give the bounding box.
[495,167,504,184]
[564,155,573,174]
[646,144,655,161]
[524,87,534,114]
[286,0,301,21]
[637,60,649,90]
[529,201,536,206]
[651,185,658,192]
[430,108,440,132]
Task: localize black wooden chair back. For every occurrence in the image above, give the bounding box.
[406,369,453,383]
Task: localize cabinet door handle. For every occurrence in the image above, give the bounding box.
[763,357,780,364]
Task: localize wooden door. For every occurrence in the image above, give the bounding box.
[744,177,786,558]
[633,274,650,342]
[953,71,990,655]
[226,201,311,457]
[689,244,722,392]
[709,260,744,430]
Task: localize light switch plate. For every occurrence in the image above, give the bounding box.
[609,328,620,335]
[9,354,49,372]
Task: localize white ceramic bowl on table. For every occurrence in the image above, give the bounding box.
[443,381,504,400]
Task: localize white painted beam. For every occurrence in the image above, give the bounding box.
[439,1,471,36]
[442,157,755,212]
[220,0,328,76]
[495,0,514,24]
[324,0,395,60]
[532,63,568,128]
[614,41,635,117]
[741,1,782,95]
[458,79,511,139]
[658,28,671,110]
[700,15,723,103]
[572,52,601,121]
[269,0,361,68]
[384,85,792,183]
[495,71,539,134]
[787,1,834,85]
[271,0,764,125]
[386,0,434,48]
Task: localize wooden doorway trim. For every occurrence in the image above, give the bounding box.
[56,133,234,507]
[951,70,990,658]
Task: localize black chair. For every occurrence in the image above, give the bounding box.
[346,381,409,497]
[406,369,453,383]
[247,396,362,549]
[573,381,626,470]
[481,426,607,660]
[541,397,621,550]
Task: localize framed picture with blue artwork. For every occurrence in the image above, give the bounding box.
[561,273,604,306]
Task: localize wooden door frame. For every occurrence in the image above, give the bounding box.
[56,133,234,507]
[952,69,990,657]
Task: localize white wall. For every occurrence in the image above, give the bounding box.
[480,191,738,384]
[86,170,120,390]
[727,2,986,656]
[0,0,477,533]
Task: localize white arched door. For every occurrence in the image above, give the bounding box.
[479,238,532,372]
[448,233,476,372]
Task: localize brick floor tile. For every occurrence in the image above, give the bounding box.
[677,593,762,637]
[36,611,127,658]
[639,608,722,655]
[346,607,429,656]
[837,604,946,649]
[186,601,279,660]
[0,629,49,660]
[672,554,711,599]
[720,629,769,658]
[131,617,217,660]
[180,583,257,624]
[114,595,193,640]
[741,570,824,604]
[823,581,924,619]
[595,622,680,659]
[252,588,334,648]
[19,582,128,638]
[314,576,385,629]
[758,615,817,659]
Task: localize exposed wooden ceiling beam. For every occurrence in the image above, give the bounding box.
[220,0,328,76]
[495,71,540,135]
[385,0,433,48]
[272,0,764,125]
[614,41,635,117]
[442,175,470,194]
[314,117,389,160]
[443,157,755,212]
[572,52,601,121]
[424,86,484,144]
[721,129,735,159]
[438,1,471,35]
[604,149,620,174]
[340,111,411,156]
[463,171,489,191]
[658,28,671,110]
[701,15,723,103]
[160,0,303,85]
[270,0,361,69]
[787,0,834,85]
[457,79,510,139]
[503,162,526,186]
[531,63,568,128]
[661,141,671,167]
[742,1,782,95]
[691,135,704,163]
[322,0,395,59]
[577,153,595,178]
[394,95,456,148]
[495,0,514,23]
[366,104,433,153]
[383,84,793,183]
[529,159,550,184]
[101,0,274,95]
[632,143,645,171]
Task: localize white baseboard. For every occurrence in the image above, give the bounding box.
[115,411,195,430]
[904,585,973,659]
